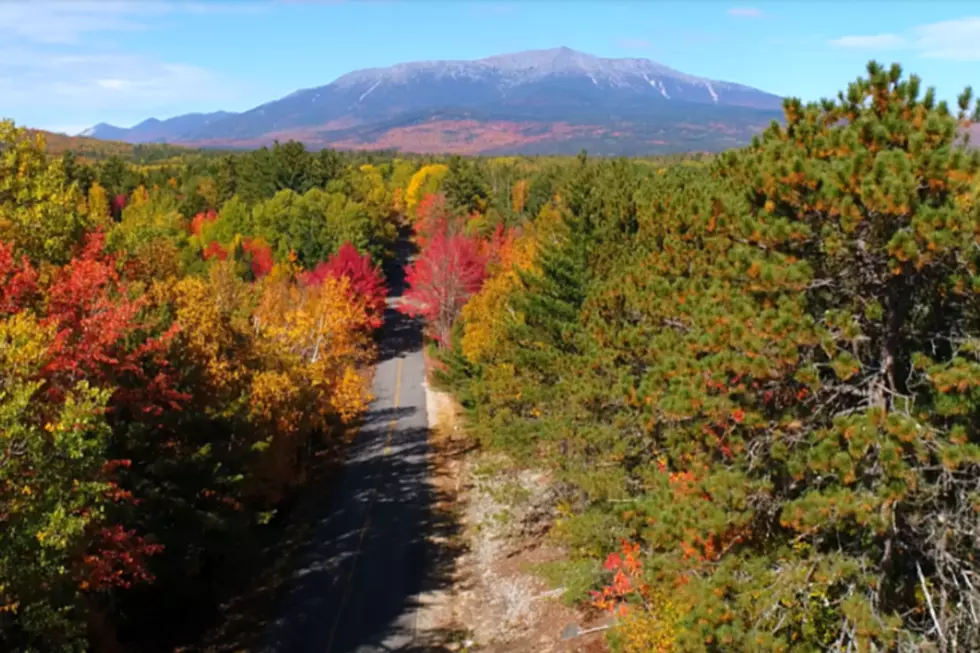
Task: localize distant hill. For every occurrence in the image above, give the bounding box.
[27,129,198,162]
[81,112,237,144]
[81,47,786,155]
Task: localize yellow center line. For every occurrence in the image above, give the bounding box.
[324,356,404,653]
[385,358,403,455]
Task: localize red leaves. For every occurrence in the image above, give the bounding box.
[189,209,217,237]
[242,238,274,279]
[79,525,164,591]
[591,540,646,614]
[42,232,187,415]
[302,242,387,330]
[202,237,272,279]
[414,193,450,249]
[399,222,488,345]
[202,241,228,261]
[0,241,38,315]
[111,194,128,218]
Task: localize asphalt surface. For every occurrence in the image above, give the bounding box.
[262,238,440,653]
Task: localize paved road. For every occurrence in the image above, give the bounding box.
[262,239,438,653]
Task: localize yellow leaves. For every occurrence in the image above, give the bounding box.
[255,274,370,366]
[249,370,303,434]
[405,164,448,215]
[511,179,529,214]
[0,120,84,263]
[0,312,56,380]
[130,185,150,206]
[460,229,539,364]
[86,182,111,227]
[252,273,372,428]
[171,273,249,395]
[330,366,370,424]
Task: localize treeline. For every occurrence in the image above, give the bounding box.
[0,122,397,651]
[405,63,980,651]
[1,118,686,651]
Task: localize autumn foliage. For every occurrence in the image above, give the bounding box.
[399,215,488,345]
[6,59,980,653]
[437,64,980,651]
[0,120,378,652]
[302,242,387,331]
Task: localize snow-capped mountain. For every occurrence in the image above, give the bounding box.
[80,47,785,155]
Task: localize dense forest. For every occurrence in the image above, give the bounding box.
[2,60,980,652]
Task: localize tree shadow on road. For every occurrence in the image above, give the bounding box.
[178,421,467,653]
[260,422,465,653]
[163,230,467,653]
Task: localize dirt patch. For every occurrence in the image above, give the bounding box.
[415,385,610,653]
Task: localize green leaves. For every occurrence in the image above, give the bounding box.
[0,121,88,266]
[440,62,980,650]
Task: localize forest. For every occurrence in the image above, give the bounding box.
[2,61,980,652]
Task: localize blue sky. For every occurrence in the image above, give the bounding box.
[2,0,978,134]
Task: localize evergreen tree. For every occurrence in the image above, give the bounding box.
[443,155,490,215]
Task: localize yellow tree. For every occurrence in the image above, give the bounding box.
[405,164,448,216]
[460,226,539,364]
[511,179,529,214]
[129,185,150,207]
[248,272,373,501]
[87,181,112,228]
[0,120,86,264]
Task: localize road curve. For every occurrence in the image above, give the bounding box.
[262,238,436,653]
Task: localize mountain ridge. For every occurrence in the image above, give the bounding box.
[82,47,786,155]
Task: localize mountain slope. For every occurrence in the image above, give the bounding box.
[82,48,786,155]
[82,112,238,144]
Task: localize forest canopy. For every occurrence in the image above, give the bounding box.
[3,59,980,652]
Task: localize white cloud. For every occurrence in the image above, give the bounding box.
[0,1,263,45]
[727,7,763,18]
[0,2,251,125]
[830,16,980,61]
[0,48,234,111]
[913,16,980,61]
[97,78,132,91]
[829,34,907,49]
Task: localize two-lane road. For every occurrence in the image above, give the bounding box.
[263,245,434,652]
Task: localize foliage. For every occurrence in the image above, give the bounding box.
[439,63,980,651]
[0,121,88,264]
[0,122,384,652]
[302,242,388,331]
[399,218,488,346]
[443,155,491,215]
[405,164,448,215]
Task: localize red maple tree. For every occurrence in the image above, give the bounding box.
[398,226,487,345]
[301,242,387,330]
[189,209,218,237]
[0,241,39,315]
[42,232,187,416]
[242,238,274,279]
[202,240,228,262]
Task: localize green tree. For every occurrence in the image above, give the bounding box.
[443,155,490,215]
[0,312,113,652]
[271,140,313,194]
[0,121,87,264]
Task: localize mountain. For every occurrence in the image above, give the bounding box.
[80,112,237,144]
[81,48,786,155]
